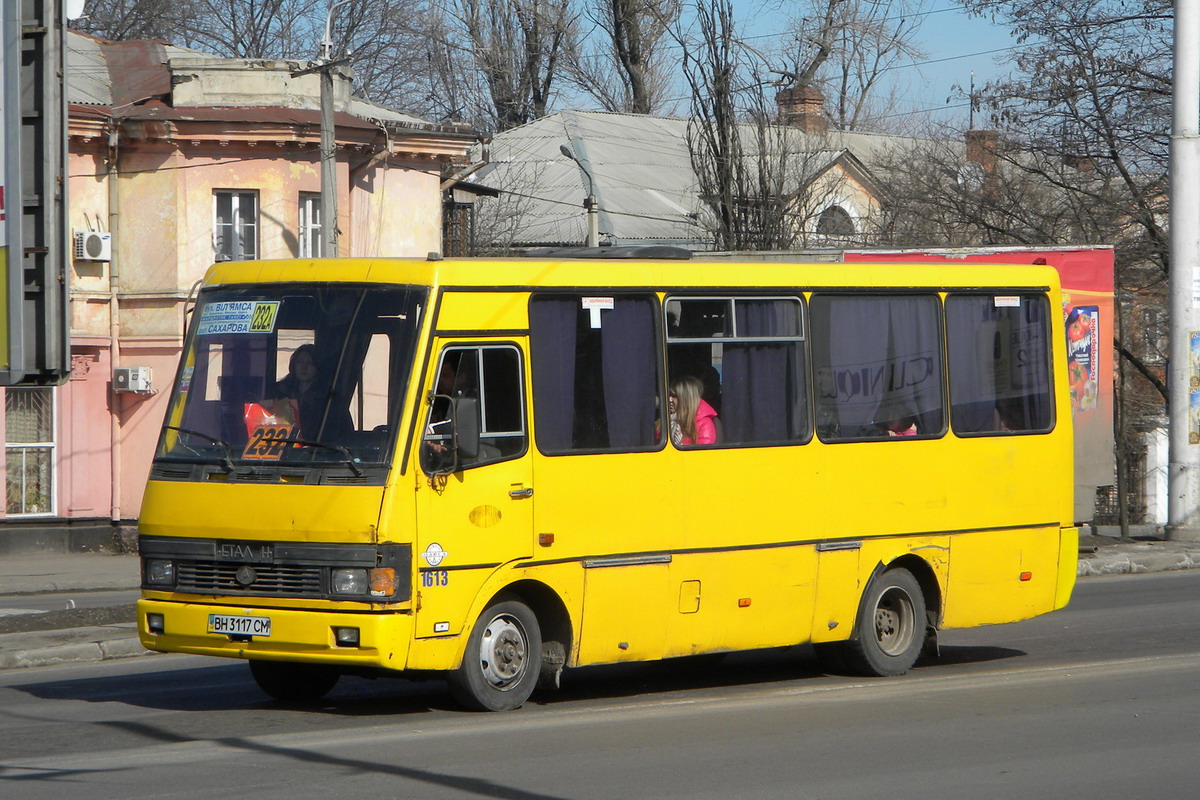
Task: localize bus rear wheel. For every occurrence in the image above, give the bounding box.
[449,596,542,711]
[249,660,340,702]
[842,567,926,677]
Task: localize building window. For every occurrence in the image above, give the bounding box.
[214,190,258,261]
[5,388,55,515]
[299,192,322,258]
[816,205,855,237]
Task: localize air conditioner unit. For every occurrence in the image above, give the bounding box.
[113,366,152,393]
[74,231,112,261]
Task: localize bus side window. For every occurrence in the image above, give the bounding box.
[530,294,660,453]
[665,296,808,447]
[421,345,526,473]
[810,294,945,442]
[946,294,1053,435]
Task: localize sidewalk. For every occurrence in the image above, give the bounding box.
[2,536,1199,672]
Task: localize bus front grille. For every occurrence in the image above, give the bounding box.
[176,562,324,596]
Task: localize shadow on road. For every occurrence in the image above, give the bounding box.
[10,642,1028,718]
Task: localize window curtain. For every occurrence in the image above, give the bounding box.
[722,300,803,442]
[947,296,1051,432]
[885,296,943,433]
[530,298,579,451]
[816,296,892,437]
[601,298,658,447]
[946,297,998,432]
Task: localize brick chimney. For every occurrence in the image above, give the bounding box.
[965,129,999,174]
[776,87,828,134]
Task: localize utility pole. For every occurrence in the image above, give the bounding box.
[292,1,351,258]
[1168,0,1200,540]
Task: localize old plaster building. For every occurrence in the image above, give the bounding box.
[0,32,475,545]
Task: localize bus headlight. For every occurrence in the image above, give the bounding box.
[331,568,368,595]
[145,559,176,586]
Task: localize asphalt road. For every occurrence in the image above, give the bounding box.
[1,571,1198,799]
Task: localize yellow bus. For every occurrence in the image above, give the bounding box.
[137,249,1077,711]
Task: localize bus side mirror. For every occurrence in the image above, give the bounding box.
[453,396,481,461]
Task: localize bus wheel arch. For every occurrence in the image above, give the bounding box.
[449,592,542,711]
[449,581,572,710]
[502,579,573,691]
[839,559,937,677]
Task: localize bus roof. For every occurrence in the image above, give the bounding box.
[202,256,1062,293]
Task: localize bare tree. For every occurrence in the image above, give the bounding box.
[437,0,577,132]
[74,0,203,41]
[766,0,928,132]
[564,0,680,114]
[679,0,853,250]
[177,0,322,58]
[959,0,1172,524]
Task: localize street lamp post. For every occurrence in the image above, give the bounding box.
[559,144,599,248]
[1168,0,1200,540]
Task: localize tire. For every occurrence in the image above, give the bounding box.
[449,596,542,711]
[249,659,340,703]
[842,568,927,677]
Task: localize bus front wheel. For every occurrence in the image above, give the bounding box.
[449,596,542,711]
[249,659,340,702]
[843,567,926,677]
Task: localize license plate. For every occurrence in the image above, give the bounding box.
[208,614,271,637]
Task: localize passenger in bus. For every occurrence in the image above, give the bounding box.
[273,344,350,439]
[877,413,918,437]
[669,376,719,446]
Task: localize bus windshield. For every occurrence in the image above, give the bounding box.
[156,284,425,475]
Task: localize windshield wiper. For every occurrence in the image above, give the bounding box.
[283,438,364,476]
[163,426,251,475]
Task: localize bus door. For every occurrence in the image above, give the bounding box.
[413,343,533,639]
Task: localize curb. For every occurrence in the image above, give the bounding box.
[0,624,156,671]
[1077,549,1199,577]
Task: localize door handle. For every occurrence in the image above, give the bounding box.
[509,487,534,498]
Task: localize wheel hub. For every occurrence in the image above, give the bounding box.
[479,615,527,689]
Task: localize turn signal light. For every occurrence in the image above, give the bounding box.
[369,567,396,596]
[738,598,752,607]
[1019,571,1033,582]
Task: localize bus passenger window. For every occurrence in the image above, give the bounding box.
[946,294,1053,435]
[665,296,808,447]
[810,294,945,442]
[530,295,660,453]
[421,345,526,473]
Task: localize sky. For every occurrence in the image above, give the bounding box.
[732,1,1022,131]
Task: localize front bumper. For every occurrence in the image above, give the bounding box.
[137,598,414,671]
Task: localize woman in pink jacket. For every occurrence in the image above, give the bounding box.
[669,376,719,446]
